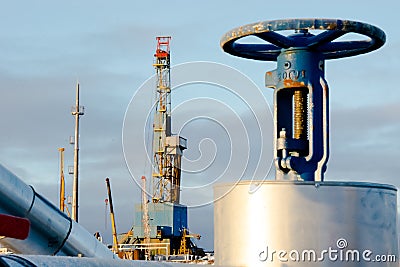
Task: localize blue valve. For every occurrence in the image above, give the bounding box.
[221,19,386,181]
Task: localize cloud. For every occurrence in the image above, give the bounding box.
[328,102,400,189]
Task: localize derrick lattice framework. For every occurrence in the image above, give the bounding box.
[152,36,186,204]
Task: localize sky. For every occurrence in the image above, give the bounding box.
[0,0,399,251]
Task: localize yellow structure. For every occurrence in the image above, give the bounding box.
[58,147,65,213]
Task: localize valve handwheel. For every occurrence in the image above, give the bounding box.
[221,19,386,61]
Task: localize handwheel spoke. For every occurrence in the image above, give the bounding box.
[318,41,372,52]
[307,30,346,48]
[231,43,281,60]
[232,43,282,53]
[318,41,373,59]
[255,32,294,49]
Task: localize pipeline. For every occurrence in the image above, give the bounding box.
[0,163,116,259]
[0,255,194,267]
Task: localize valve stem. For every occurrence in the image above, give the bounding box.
[293,89,308,140]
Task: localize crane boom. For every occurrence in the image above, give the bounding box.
[105,178,119,254]
[58,147,65,212]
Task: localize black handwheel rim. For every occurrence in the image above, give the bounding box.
[221,19,386,61]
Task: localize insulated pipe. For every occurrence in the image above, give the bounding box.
[0,163,115,259]
[0,255,194,267]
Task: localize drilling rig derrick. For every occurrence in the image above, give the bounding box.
[152,36,186,204]
[124,37,204,260]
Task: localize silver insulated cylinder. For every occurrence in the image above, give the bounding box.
[0,163,115,259]
[214,181,398,267]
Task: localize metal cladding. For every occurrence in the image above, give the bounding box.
[0,255,200,267]
[0,163,116,259]
[133,202,187,238]
[214,181,398,266]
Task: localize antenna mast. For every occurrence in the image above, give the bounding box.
[71,82,84,222]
